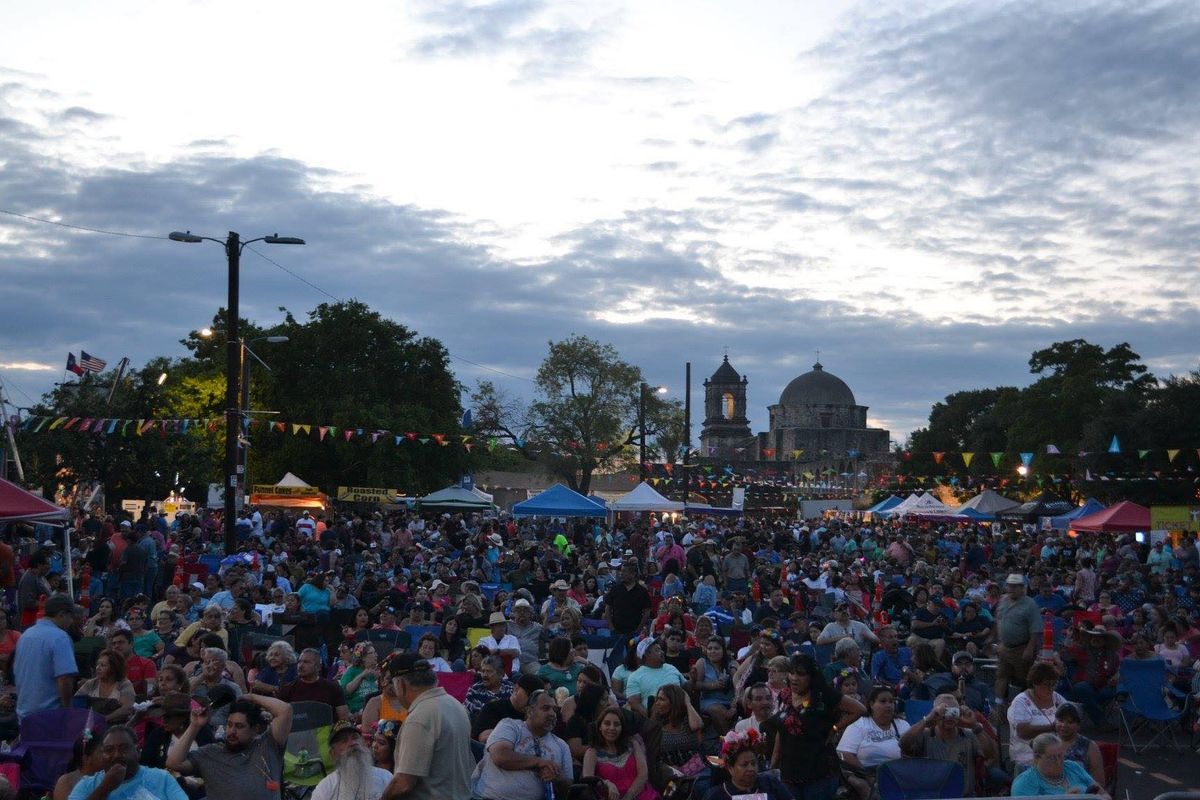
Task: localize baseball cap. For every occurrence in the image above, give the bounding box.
[952,650,973,664]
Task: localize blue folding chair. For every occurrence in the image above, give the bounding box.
[876,757,964,800]
[1118,658,1187,752]
[813,643,835,668]
[902,699,933,722]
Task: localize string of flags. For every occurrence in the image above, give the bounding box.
[18,414,480,451]
[896,437,1200,467]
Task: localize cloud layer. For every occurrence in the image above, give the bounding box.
[2,1,1198,441]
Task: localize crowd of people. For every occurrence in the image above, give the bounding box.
[2,499,1198,800]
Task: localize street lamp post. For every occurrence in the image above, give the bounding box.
[169,230,304,554]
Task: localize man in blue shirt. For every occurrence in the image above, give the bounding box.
[14,593,79,720]
[69,725,188,800]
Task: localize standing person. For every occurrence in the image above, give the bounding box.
[721,542,750,595]
[992,574,1041,713]
[604,563,652,672]
[770,654,864,800]
[13,593,79,721]
[66,725,188,800]
[166,692,295,800]
[380,653,474,800]
[16,549,52,627]
[137,523,161,601]
[115,528,148,603]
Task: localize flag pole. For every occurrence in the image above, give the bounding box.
[106,357,128,405]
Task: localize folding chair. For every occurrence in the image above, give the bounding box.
[1117,658,1187,752]
[876,757,964,800]
[902,699,933,722]
[73,636,107,679]
[241,632,295,668]
[9,708,106,793]
[437,671,474,703]
[282,701,334,797]
[404,624,442,646]
[467,627,490,648]
[813,643,835,668]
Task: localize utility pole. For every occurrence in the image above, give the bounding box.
[683,362,690,516]
[169,229,304,554]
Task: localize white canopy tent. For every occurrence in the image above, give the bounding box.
[608,482,685,512]
[954,489,1019,516]
[887,492,955,517]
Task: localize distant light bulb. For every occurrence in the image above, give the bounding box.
[157,372,168,385]
[199,327,213,337]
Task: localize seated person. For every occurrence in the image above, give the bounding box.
[472,689,573,800]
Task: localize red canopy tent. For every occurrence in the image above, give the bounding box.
[0,478,69,524]
[1071,500,1150,533]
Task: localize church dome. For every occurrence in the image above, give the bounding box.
[778,362,856,407]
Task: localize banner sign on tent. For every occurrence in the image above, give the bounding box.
[336,486,400,503]
[1151,506,1200,531]
[251,484,322,497]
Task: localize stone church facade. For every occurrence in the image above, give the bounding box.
[699,356,891,476]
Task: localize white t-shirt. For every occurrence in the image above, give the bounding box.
[734,714,766,735]
[310,765,392,800]
[295,517,316,537]
[837,716,911,768]
[479,634,521,673]
[1007,690,1067,766]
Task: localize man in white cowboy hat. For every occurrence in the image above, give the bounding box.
[479,612,521,674]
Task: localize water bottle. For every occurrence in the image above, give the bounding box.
[543,779,554,800]
[298,748,309,764]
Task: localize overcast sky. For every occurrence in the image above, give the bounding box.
[1,0,1198,442]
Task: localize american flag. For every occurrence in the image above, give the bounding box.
[79,351,107,373]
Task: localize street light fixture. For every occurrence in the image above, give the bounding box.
[169,229,305,555]
[157,372,168,386]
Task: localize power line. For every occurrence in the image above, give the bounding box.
[0,208,170,240]
[245,245,341,302]
[0,373,36,405]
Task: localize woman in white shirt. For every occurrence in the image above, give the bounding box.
[837,686,910,800]
[1007,661,1068,769]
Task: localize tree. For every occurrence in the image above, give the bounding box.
[16,360,221,501]
[249,301,466,493]
[470,335,682,493]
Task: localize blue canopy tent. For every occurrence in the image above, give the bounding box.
[512,483,607,518]
[1046,498,1106,530]
[953,507,995,521]
[864,495,902,515]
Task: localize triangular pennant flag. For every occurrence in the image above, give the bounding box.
[990,452,1003,468]
[77,417,92,431]
[300,425,312,435]
[962,452,975,467]
[123,420,134,435]
[327,426,336,437]
[1045,444,1060,455]
[91,419,105,433]
[48,417,68,430]
[141,420,157,434]
[932,452,945,465]
[1108,435,1120,454]
[487,437,498,453]
[271,421,283,432]
[464,443,474,452]
[395,436,403,446]
[1138,449,1150,460]
[105,419,117,434]
[461,435,472,444]
[319,426,329,441]
[1167,449,1180,463]
[418,437,430,444]
[432,434,446,445]
[135,419,146,436]
[371,432,382,444]
[292,424,303,435]
[344,429,354,441]
[405,432,418,441]
[182,419,190,432]
[1020,452,1034,467]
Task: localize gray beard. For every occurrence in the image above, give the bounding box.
[332,741,375,800]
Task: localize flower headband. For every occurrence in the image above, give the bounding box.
[718,727,760,762]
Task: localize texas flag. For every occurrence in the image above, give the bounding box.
[65,353,84,376]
